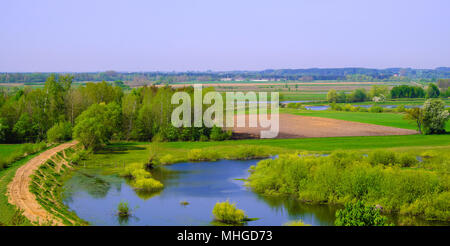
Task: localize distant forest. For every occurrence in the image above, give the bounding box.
[1,67,450,83]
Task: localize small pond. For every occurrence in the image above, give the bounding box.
[62,159,448,226]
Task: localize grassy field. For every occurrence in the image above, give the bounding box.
[0,144,27,159]
[281,108,450,131]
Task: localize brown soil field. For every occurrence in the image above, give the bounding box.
[230,113,417,138]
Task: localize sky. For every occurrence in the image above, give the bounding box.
[0,0,449,72]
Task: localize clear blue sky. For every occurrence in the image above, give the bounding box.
[1,0,449,72]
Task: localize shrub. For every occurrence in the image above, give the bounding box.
[330,103,343,111]
[119,163,145,178]
[233,145,269,160]
[117,201,130,217]
[335,201,391,226]
[396,105,406,112]
[368,150,397,166]
[397,153,418,167]
[131,169,152,179]
[187,149,219,161]
[369,106,383,113]
[47,121,72,143]
[248,150,449,221]
[358,107,368,112]
[159,154,176,165]
[343,104,355,112]
[421,99,449,134]
[212,201,247,224]
[134,177,164,191]
[284,220,310,226]
[210,126,232,141]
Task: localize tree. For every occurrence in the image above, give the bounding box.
[335,201,391,226]
[47,121,72,143]
[327,89,337,103]
[369,85,389,99]
[0,117,8,143]
[404,107,423,134]
[426,83,440,98]
[348,88,367,102]
[337,91,347,103]
[421,99,449,134]
[13,114,38,143]
[73,103,121,150]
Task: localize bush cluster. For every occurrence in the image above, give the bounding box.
[212,201,247,224]
[248,150,449,221]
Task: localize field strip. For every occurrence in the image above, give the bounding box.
[231,113,418,138]
[6,141,78,225]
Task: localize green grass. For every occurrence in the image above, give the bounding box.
[281,108,450,131]
[280,92,327,101]
[0,152,38,225]
[0,144,26,159]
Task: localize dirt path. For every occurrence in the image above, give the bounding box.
[7,141,78,225]
[231,113,418,138]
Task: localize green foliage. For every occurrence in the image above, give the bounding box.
[391,85,425,99]
[117,201,130,217]
[212,201,247,224]
[0,117,8,143]
[73,102,122,150]
[284,220,310,226]
[347,88,367,102]
[369,106,384,113]
[335,201,390,226]
[327,89,337,103]
[119,163,146,178]
[210,125,232,141]
[287,102,307,110]
[0,142,47,171]
[46,121,72,143]
[422,99,449,134]
[134,177,164,191]
[426,83,440,98]
[248,150,449,221]
[187,148,219,161]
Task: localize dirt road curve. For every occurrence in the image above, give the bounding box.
[7,141,78,225]
[231,114,418,138]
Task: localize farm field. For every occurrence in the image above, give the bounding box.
[281,108,450,131]
[231,113,417,138]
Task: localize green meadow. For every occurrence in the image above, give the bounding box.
[0,144,26,159]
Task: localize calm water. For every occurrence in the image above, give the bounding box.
[62,159,448,226]
[62,159,337,226]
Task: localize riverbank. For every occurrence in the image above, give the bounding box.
[7,141,80,225]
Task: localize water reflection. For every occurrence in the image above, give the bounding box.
[62,159,447,226]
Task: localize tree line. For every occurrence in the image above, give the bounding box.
[327,83,449,103]
[1,68,450,84]
[0,75,231,150]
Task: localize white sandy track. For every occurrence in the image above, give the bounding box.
[7,141,78,226]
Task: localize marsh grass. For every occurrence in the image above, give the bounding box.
[284,220,310,226]
[248,150,450,221]
[133,177,164,192]
[117,201,130,217]
[212,201,247,225]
